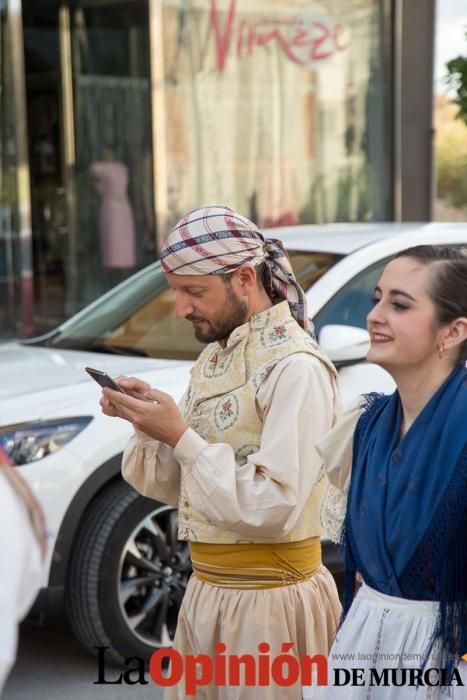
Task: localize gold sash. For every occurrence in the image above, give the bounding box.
[190,536,321,589]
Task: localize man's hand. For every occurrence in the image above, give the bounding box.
[101,385,188,448]
[118,376,152,398]
[100,375,151,418]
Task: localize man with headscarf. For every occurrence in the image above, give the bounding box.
[101,206,342,698]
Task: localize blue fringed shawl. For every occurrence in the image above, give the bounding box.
[342,365,467,670]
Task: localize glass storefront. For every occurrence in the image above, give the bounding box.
[70,0,154,309]
[0,1,19,334]
[160,0,390,229]
[1,0,392,338]
[1,0,34,336]
[21,0,153,328]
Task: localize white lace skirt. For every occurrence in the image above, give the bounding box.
[302,582,467,700]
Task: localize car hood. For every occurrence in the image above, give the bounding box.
[0,342,191,406]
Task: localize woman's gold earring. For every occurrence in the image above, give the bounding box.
[438,343,445,359]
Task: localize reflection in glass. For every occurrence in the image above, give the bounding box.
[71,0,154,307]
[23,1,66,332]
[0,3,19,335]
[161,0,389,227]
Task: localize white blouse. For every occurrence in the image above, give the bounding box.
[0,472,43,694]
[315,397,366,543]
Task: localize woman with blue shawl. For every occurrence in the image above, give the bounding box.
[312,246,466,699]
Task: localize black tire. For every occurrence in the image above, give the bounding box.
[66,479,191,665]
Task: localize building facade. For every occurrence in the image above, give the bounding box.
[0,0,434,338]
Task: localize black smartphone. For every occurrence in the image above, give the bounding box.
[85,367,127,394]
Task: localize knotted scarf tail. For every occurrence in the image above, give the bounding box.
[338,393,386,631]
[432,491,467,680]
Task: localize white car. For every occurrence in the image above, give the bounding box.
[1,223,465,664]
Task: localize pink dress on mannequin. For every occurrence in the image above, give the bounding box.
[90,161,136,268]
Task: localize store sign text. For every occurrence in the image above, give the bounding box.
[210,0,348,72]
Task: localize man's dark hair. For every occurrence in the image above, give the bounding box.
[394,245,467,364]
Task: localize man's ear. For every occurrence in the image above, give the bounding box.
[233,266,256,294]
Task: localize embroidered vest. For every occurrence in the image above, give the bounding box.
[177,301,338,543]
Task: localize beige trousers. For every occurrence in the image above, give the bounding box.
[164,566,341,700]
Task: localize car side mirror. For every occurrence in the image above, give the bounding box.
[318,324,370,362]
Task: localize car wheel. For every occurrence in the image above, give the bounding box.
[66,479,191,665]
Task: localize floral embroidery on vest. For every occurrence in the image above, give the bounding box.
[252,361,278,390]
[249,309,271,330]
[203,350,234,378]
[214,394,240,431]
[183,384,195,417]
[260,323,290,348]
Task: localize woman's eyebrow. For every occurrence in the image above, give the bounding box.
[374,285,417,301]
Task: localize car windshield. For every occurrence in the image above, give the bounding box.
[32,250,342,361]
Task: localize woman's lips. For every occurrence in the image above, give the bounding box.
[370,333,393,343]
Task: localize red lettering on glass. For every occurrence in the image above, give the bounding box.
[290,27,310,48]
[310,22,334,61]
[236,19,255,60]
[210,0,348,72]
[210,0,237,72]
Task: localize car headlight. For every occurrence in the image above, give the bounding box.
[0,416,93,466]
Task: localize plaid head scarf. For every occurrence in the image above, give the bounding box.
[161,205,314,334]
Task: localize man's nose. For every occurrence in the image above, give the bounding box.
[174,293,194,319]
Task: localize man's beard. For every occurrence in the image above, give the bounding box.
[189,284,248,344]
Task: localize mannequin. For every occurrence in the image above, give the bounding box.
[90,151,137,269]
